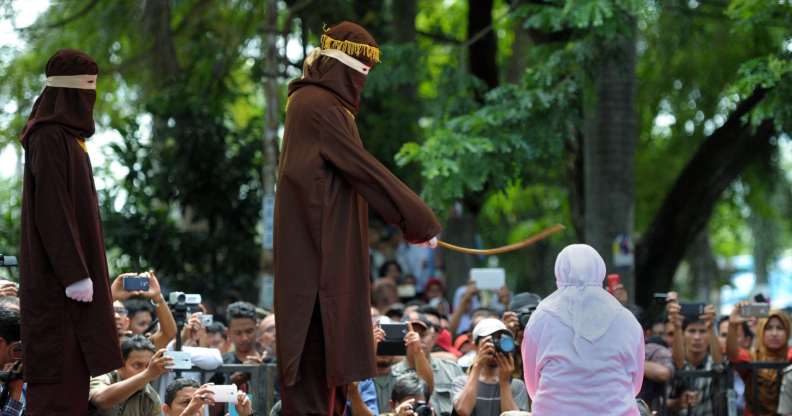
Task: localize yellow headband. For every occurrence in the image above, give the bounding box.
[320,34,380,63]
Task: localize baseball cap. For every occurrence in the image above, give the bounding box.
[472,318,509,344]
[453,334,472,351]
[508,292,541,312]
[434,329,462,357]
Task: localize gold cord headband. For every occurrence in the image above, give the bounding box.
[320,34,380,63]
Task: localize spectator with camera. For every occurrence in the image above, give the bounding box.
[637,314,674,412]
[726,302,791,415]
[665,292,721,415]
[222,301,260,365]
[717,316,749,414]
[384,373,435,416]
[112,271,177,350]
[393,312,465,416]
[257,313,276,361]
[452,318,528,416]
[450,281,509,336]
[0,307,24,415]
[89,335,172,415]
[202,321,229,352]
[161,378,253,416]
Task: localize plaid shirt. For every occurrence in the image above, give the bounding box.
[1,399,23,416]
[672,355,715,416]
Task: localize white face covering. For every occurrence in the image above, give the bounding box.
[319,49,371,75]
[45,74,97,90]
[535,244,624,347]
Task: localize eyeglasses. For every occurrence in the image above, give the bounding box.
[115,307,129,316]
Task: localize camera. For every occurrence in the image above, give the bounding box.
[169,292,202,305]
[410,401,432,416]
[491,332,515,354]
[123,274,150,291]
[0,255,17,267]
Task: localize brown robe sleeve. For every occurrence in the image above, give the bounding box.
[28,135,90,286]
[318,106,441,242]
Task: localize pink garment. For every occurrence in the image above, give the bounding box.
[522,306,644,415]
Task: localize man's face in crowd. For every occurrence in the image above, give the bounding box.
[163,386,198,416]
[718,320,744,354]
[201,332,226,350]
[114,301,130,334]
[130,310,153,335]
[258,315,276,354]
[651,322,665,338]
[684,321,709,354]
[118,349,153,380]
[0,338,20,367]
[663,322,675,347]
[376,356,399,376]
[228,317,257,354]
[425,284,443,300]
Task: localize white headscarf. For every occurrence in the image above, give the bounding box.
[535,244,624,348]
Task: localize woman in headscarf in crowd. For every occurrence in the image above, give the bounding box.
[522,244,644,415]
[727,304,791,415]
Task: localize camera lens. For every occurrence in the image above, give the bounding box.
[496,334,515,354]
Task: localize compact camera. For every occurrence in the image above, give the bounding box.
[123,274,150,291]
[169,292,202,305]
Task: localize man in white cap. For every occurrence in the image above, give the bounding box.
[522,244,644,415]
[452,318,529,416]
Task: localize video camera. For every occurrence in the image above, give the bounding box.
[167,291,202,326]
[0,255,17,268]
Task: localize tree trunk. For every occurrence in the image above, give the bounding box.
[634,88,774,307]
[467,0,498,91]
[583,21,637,299]
[685,228,719,303]
[444,206,480,297]
[259,0,280,308]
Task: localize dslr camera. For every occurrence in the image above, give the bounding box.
[490,331,516,354]
[409,401,433,416]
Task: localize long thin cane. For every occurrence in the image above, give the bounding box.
[436,224,565,255]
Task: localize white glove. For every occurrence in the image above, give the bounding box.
[65,278,94,302]
[414,236,438,249]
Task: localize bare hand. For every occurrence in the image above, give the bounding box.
[495,352,515,383]
[111,273,143,301]
[234,390,253,416]
[395,398,417,416]
[144,349,172,380]
[0,282,18,297]
[181,313,204,346]
[666,292,682,329]
[730,301,749,326]
[186,384,216,412]
[244,350,264,364]
[473,339,495,369]
[502,311,520,337]
[373,324,385,355]
[404,322,422,356]
[498,286,511,306]
[461,280,477,308]
[138,271,162,300]
[701,304,716,328]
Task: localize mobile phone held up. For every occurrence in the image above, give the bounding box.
[376,323,408,356]
[123,274,150,292]
[740,303,770,318]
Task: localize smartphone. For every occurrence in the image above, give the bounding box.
[679,302,706,319]
[376,323,408,356]
[470,268,505,290]
[653,293,670,303]
[123,275,150,291]
[740,303,770,318]
[201,314,214,326]
[164,351,192,370]
[208,384,238,403]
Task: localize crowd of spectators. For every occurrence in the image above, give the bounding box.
[1,223,791,415]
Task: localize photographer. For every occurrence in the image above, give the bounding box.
[0,307,24,415]
[501,293,541,380]
[161,378,253,416]
[452,319,528,416]
[385,373,434,416]
[726,302,791,415]
[89,335,173,415]
[665,292,721,416]
[112,271,177,350]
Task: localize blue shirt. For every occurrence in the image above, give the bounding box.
[347,379,379,415]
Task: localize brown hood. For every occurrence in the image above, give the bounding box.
[753,309,790,361]
[20,48,98,148]
[288,21,379,115]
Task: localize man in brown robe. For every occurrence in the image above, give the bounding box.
[18,49,123,415]
[274,21,442,415]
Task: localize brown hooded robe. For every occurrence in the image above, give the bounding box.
[274,21,441,395]
[19,50,123,391]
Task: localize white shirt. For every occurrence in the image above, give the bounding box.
[522,306,644,416]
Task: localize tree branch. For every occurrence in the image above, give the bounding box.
[18,0,98,31]
[634,87,773,307]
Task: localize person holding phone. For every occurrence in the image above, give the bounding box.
[665,292,721,416]
[111,271,177,350]
[0,307,25,415]
[726,302,791,415]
